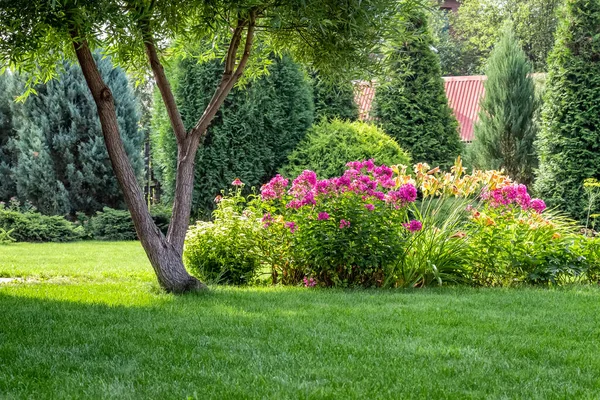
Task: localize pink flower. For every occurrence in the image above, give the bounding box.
[318,212,330,220]
[339,219,351,229]
[403,220,423,232]
[386,184,417,205]
[261,174,289,200]
[530,199,546,213]
[214,195,223,203]
[285,221,297,234]
[232,178,243,186]
[365,203,375,211]
[303,277,317,287]
[262,213,273,228]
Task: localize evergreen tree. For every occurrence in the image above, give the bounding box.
[535,0,600,221]
[373,12,463,169]
[0,73,18,201]
[152,54,314,218]
[311,72,359,121]
[12,55,143,215]
[468,24,539,186]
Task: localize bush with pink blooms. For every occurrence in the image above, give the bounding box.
[260,160,420,287]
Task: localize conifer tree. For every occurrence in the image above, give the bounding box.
[152,54,314,218]
[373,12,462,169]
[468,24,538,186]
[0,74,18,201]
[311,72,359,121]
[12,55,143,215]
[535,0,600,221]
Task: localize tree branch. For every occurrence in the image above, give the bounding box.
[188,10,257,139]
[142,30,187,142]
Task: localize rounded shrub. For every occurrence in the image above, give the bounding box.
[184,187,263,285]
[280,119,411,178]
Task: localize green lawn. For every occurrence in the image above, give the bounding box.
[1,242,600,399]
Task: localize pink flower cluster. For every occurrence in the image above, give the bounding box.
[483,184,546,213]
[403,220,423,232]
[261,160,417,211]
[285,221,297,234]
[303,277,317,287]
[260,174,289,201]
[262,213,273,228]
[318,212,330,220]
[339,219,351,229]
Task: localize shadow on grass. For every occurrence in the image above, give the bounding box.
[1,286,600,399]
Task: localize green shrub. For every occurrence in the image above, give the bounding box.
[535,0,600,221]
[184,187,263,285]
[0,202,80,242]
[0,228,15,244]
[280,119,411,179]
[87,206,171,241]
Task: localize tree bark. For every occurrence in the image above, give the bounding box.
[70,31,206,293]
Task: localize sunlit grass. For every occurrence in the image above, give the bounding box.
[1,242,600,399]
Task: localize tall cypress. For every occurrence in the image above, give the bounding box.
[12,54,143,215]
[0,73,18,201]
[152,54,314,219]
[468,24,539,186]
[535,0,600,221]
[373,12,463,169]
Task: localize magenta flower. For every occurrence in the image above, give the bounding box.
[365,203,375,211]
[303,277,317,287]
[231,178,243,186]
[530,199,546,213]
[262,213,273,228]
[403,220,423,232]
[318,212,330,220]
[285,221,297,234]
[261,174,289,200]
[339,219,351,229]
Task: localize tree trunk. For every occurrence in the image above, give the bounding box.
[70,33,206,293]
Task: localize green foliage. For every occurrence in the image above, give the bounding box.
[535,0,600,222]
[310,72,359,121]
[280,119,411,179]
[373,12,463,170]
[466,204,591,286]
[152,54,314,219]
[184,187,263,285]
[468,25,539,186]
[0,200,80,242]
[0,74,18,202]
[8,54,143,216]
[452,0,563,72]
[86,207,171,241]
[0,228,15,244]
[0,0,404,95]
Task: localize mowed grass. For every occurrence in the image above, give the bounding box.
[2,243,600,399]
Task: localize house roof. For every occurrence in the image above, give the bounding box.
[354,75,486,142]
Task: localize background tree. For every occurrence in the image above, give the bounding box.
[452,0,564,73]
[0,0,408,292]
[0,74,18,202]
[535,0,600,221]
[468,24,539,186]
[374,11,462,169]
[311,72,359,121]
[12,55,143,215]
[152,54,314,219]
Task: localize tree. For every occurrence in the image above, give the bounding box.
[0,0,405,292]
[373,11,462,170]
[468,25,538,186]
[12,56,143,215]
[0,74,18,202]
[453,0,563,72]
[311,72,359,121]
[152,54,314,219]
[535,0,600,221]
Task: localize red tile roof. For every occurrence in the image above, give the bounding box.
[354,75,486,142]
